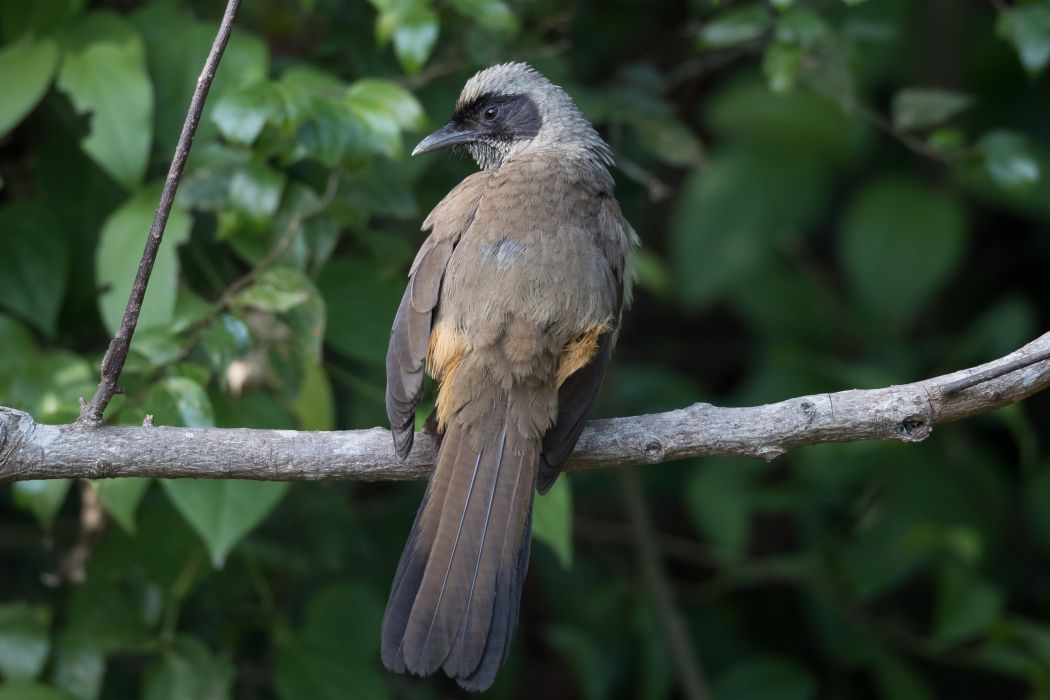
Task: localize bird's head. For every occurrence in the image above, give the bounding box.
[411,62,612,171]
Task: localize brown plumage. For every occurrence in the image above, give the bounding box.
[383,63,637,691]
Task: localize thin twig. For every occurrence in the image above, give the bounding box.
[941,348,1050,395]
[77,0,242,426]
[619,470,711,700]
[853,103,977,165]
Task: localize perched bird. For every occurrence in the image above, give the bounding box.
[382,62,637,691]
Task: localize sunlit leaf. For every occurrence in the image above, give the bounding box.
[0,38,59,137]
[95,187,192,335]
[0,603,50,681]
[981,130,1041,190]
[56,11,153,188]
[698,5,772,49]
[997,2,1050,75]
[891,88,973,131]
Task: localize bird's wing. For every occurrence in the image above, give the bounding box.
[537,195,637,493]
[386,172,491,460]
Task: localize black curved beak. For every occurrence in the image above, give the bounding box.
[412,122,478,156]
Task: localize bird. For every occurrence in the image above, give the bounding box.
[382,62,637,692]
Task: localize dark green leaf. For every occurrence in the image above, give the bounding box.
[162,480,289,568]
[997,2,1050,75]
[891,88,973,131]
[142,636,232,700]
[93,479,152,533]
[55,11,153,188]
[319,257,404,365]
[686,459,753,559]
[533,476,573,568]
[0,683,71,700]
[713,656,816,700]
[0,603,50,681]
[0,38,59,137]
[12,480,72,530]
[0,201,69,337]
[981,130,1041,190]
[933,564,1002,643]
[95,187,192,335]
[839,177,968,328]
[211,82,278,145]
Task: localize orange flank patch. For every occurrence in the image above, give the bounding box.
[556,321,609,387]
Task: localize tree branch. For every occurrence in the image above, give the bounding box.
[77,0,242,426]
[4,331,1048,484]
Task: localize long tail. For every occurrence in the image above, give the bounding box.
[381,385,539,691]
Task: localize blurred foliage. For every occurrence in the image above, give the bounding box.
[1,0,1049,698]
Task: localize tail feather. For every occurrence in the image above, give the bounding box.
[382,390,539,690]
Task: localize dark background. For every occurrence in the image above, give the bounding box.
[1,0,1050,698]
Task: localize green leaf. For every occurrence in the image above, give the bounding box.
[211,82,278,145]
[138,377,214,428]
[232,267,314,314]
[0,603,51,681]
[93,479,152,533]
[533,477,573,568]
[12,480,73,530]
[56,11,153,188]
[980,130,1041,190]
[869,655,935,700]
[763,41,803,93]
[632,116,703,166]
[933,564,1002,643]
[686,460,751,559]
[0,683,71,700]
[162,480,289,568]
[839,177,968,328]
[392,7,438,74]
[670,148,827,308]
[50,641,104,700]
[346,78,426,135]
[273,585,387,700]
[698,5,772,49]
[229,161,286,221]
[0,201,69,337]
[142,636,233,700]
[713,656,816,700]
[0,0,85,41]
[448,0,518,33]
[997,2,1050,75]
[95,187,192,336]
[292,357,334,431]
[0,38,59,137]
[891,88,973,131]
[319,257,404,365]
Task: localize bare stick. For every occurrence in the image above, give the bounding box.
[3,331,1048,484]
[77,0,243,427]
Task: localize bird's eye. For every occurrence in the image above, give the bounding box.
[483,105,499,120]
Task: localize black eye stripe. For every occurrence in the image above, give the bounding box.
[452,92,541,141]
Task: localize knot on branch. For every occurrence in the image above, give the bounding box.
[897,415,931,442]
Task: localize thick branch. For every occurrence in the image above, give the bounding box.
[78,0,242,426]
[4,331,1049,484]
